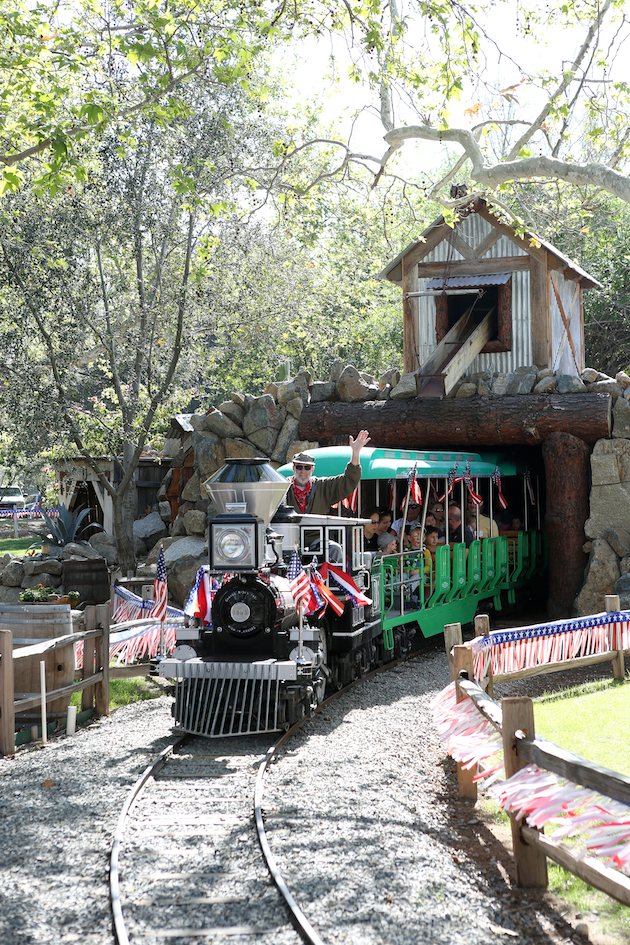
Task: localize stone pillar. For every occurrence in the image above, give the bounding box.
[542,432,590,619]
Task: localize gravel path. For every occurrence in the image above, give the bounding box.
[0,651,616,945]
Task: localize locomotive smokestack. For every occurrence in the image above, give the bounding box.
[203,458,290,525]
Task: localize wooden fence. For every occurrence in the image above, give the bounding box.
[0,603,110,757]
[441,605,630,905]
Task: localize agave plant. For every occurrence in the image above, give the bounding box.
[40,503,103,547]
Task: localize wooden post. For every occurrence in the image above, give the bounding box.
[39,660,47,745]
[453,644,477,801]
[0,629,14,757]
[502,697,548,887]
[82,605,96,711]
[474,613,493,697]
[444,622,463,680]
[605,595,625,680]
[94,602,110,718]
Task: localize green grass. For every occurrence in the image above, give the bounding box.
[70,676,165,711]
[548,863,630,939]
[534,676,630,776]
[0,537,41,555]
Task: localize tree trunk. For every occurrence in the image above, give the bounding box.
[299,393,611,448]
[542,432,590,620]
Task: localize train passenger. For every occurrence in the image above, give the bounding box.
[285,430,371,514]
[466,496,499,539]
[428,501,445,530]
[363,507,382,551]
[447,505,474,547]
[377,531,398,555]
[392,501,421,538]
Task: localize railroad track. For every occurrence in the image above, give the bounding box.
[110,730,324,945]
[110,638,443,945]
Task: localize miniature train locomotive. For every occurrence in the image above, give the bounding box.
[159,456,415,738]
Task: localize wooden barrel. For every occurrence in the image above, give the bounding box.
[0,604,75,720]
[62,557,110,606]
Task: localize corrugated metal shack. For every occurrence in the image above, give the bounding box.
[379,198,600,394]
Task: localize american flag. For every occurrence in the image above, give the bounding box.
[341,487,358,512]
[492,466,509,510]
[439,463,462,503]
[149,546,168,622]
[288,549,311,609]
[408,462,422,504]
[463,460,483,507]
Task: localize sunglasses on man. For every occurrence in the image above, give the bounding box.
[293,464,314,471]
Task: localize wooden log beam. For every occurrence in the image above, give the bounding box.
[543,432,590,620]
[300,393,611,448]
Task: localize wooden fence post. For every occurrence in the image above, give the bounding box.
[445,622,462,680]
[82,605,96,712]
[94,602,110,718]
[474,613,493,697]
[452,644,477,801]
[605,595,625,680]
[502,697,548,887]
[0,629,14,757]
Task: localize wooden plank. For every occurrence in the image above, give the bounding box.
[402,252,420,374]
[605,595,625,680]
[472,230,502,260]
[474,203,547,265]
[444,622,463,679]
[443,309,495,395]
[457,678,502,731]
[529,253,550,369]
[521,826,630,907]
[0,629,14,756]
[516,734,630,808]
[110,663,152,678]
[491,648,624,683]
[95,602,110,717]
[446,229,475,260]
[417,307,478,395]
[12,628,102,660]
[14,672,103,713]
[453,644,477,800]
[550,271,580,373]
[416,256,531,278]
[502,697,548,887]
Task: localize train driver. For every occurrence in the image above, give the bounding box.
[285,430,371,515]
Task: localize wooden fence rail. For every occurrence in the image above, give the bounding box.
[446,640,630,906]
[0,602,110,757]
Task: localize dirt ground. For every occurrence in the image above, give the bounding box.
[0,517,48,541]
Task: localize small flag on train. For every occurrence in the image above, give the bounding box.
[148,546,168,622]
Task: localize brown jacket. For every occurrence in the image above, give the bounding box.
[285,462,362,514]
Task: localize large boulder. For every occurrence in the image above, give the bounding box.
[218,401,246,425]
[163,537,207,607]
[192,431,226,479]
[2,559,24,587]
[62,541,103,560]
[576,539,620,616]
[615,573,630,610]
[133,511,168,552]
[506,371,536,395]
[23,557,63,576]
[586,439,630,539]
[21,572,62,590]
[88,532,119,566]
[612,396,630,439]
[0,586,21,603]
[271,416,300,465]
[183,509,207,536]
[181,471,202,503]
[390,373,418,399]
[223,438,261,459]
[310,381,337,403]
[587,378,623,401]
[203,407,243,439]
[276,373,309,406]
[242,395,285,454]
[145,537,178,566]
[336,365,377,402]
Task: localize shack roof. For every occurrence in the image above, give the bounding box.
[378,198,601,289]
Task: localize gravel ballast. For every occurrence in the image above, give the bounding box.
[0,651,616,944]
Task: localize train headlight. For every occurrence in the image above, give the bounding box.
[210,514,265,571]
[218,528,250,562]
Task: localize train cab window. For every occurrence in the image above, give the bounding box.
[325,527,346,566]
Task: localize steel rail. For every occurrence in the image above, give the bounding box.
[110,734,187,945]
